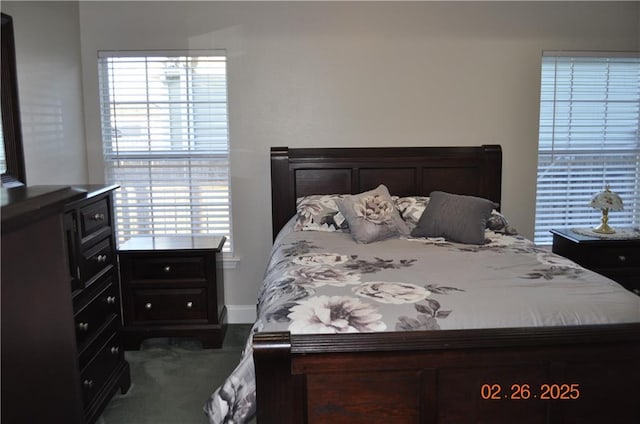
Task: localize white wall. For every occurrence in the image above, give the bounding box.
[1,1,88,185]
[74,1,638,322]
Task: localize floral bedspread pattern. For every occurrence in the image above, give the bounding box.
[205,226,640,424]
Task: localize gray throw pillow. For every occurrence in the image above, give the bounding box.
[411,191,498,245]
[336,185,410,244]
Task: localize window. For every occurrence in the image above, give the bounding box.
[534,52,640,244]
[98,50,231,250]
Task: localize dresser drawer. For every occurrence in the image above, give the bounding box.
[78,317,121,370]
[586,246,640,268]
[80,331,122,407]
[129,256,206,280]
[80,237,114,284]
[79,198,111,240]
[132,288,207,322]
[74,278,120,347]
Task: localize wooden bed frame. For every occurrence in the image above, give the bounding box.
[253,145,640,424]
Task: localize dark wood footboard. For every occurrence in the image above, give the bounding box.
[253,324,640,424]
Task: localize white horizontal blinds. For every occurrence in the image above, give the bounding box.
[534,52,640,244]
[98,51,231,250]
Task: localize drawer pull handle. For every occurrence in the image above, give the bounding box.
[94,254,108,263]
[618,255,627,262]
[186,301,193,309]
[91,213,105,221]
[110,346,120,355]
[83,379,94,390]
[78,322,89,332]
[106,295,116,305]
[163,265,171,272]
[145,302,153,310]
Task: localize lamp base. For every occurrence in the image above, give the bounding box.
[592,222,616,234]
[593,208,616,234]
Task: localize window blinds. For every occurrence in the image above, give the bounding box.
[534,52,640,244]
[98,51,231,250]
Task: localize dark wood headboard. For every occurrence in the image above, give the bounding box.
[270,145,502,239]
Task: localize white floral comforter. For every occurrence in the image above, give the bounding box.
[204,224,640,423]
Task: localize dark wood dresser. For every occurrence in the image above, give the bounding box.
[2,185,130,424]
[118,236,226,349]
[2,186,86,424]
[64,185,131,423]
[551,228,640,295]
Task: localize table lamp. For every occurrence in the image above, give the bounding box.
[589,185,623,234]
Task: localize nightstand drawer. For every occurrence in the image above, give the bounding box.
[74,278,119,346]
[587,246,640,268]
[596,271,640,296]
[552,228,640,296]
[80,237,114,284]
[79,198,111,240]
[130,256,206,280]
[132,288,207,322]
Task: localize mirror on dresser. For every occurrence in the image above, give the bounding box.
[1,12,27,187]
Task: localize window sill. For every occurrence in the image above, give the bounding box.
[222,253,240,269]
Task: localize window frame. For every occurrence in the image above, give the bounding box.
[97,49,233,252]
[534,50,640,244]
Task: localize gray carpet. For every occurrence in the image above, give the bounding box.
[97,324,254,424]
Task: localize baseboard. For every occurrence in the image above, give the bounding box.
[226,305,257,323]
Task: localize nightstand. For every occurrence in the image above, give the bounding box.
[118,236,226,349]
[551,228,640,296]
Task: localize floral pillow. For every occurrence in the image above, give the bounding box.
[294,194,349,232]
[394,196,431,227]
[336,185,410,243]
[486,210,518,235]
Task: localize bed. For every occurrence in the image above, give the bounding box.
[205,145,640,424]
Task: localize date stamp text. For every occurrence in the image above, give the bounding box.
[480,383,580,400]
